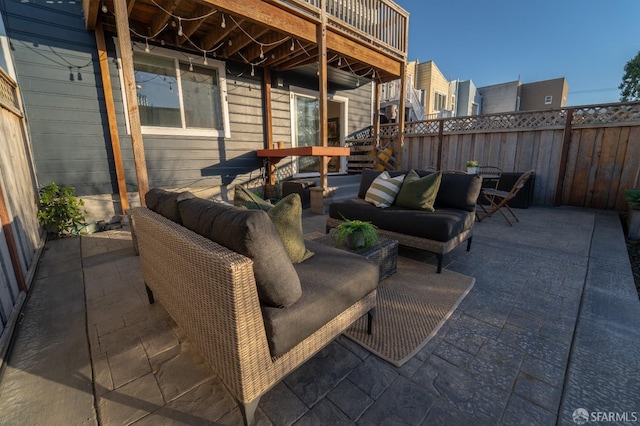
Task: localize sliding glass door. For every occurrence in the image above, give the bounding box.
[291,88,347,175]
[293,94,320,174]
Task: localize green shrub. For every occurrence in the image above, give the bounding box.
[626,188,640,207]
[332,218,379,249]
[37,183,87,238]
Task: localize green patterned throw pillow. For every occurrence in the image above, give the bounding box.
[233,185,273,211]
[364,171,406,208]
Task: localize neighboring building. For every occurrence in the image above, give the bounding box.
[450,79,482,117]
[477,81,521,114]
[415,60,451,118]
[478,78,568,114]
[519,77,568,110]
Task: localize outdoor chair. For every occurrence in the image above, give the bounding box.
[478,166,502,190]
[478,170,535,226]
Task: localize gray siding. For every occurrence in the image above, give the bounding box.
[1,0,114,196]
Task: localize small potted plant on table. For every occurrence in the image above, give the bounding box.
[466,160,479,174]
[332,218,379,250]
[625,188,640,240]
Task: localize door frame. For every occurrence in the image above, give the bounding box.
[289,86,348,176]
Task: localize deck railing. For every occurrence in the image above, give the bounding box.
[278,0,409,57]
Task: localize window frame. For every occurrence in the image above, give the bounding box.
[116,40,231,138]
[434,91,447,112]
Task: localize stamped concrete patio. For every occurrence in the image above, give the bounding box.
[1,204,639,425]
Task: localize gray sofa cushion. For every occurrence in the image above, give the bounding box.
[261,239,378,357]
[145,188,195,224]
[178,197,302,308]
[329,198,474,242]
[434,173,482,212]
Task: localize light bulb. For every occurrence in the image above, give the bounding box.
[290,39,295,51]
[260,46,264,59]
[144,40,150,53]
[228,39,232,46]
[101,3,108,13]
[203,53,208,65]
[177,18,183,36]
[338,57,342,66]
[189,58,193,72]
[221,14,226,28]
[251,65,255,77]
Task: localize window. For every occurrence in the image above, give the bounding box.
[544,95,553,105]
[121,45,230,137]
[434,92,446,111]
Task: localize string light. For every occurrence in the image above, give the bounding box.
[290,39,295,51]
[251,65,255,77]
[203,51,208,65]
[338,57,342,66]
[188,57,193,72]
[101,2,108,13]
[144,39,150,53]
[259,45,264,59]
[177,18,183,36]
[221,13,226,28]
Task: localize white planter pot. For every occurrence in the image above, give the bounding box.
[466,167,478,174]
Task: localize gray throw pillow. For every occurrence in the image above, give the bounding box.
[178,198,302,308]
[145,188,195,224]
[233,185,273,211]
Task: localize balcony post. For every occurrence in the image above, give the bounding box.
[113,0,149,205]
[318,0,329,189]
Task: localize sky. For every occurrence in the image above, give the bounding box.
[392,0,640,106]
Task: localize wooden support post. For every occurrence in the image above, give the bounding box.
[554,108,574,206]
[396,62,407,170]
[114,0,149,206]
[373,83,381,170]
[95,21,130,214]
[437,119,444,171]
[318,0,328,189]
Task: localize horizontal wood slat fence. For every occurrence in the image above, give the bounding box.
[346,101,640,211]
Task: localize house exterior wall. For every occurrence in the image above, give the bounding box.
[415,61,449,117]
[519,77,568,110]
[477,81,520,114]
[3,1,373,222]
[451,79,482,117]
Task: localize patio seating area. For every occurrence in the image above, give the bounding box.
[1,199,639,424]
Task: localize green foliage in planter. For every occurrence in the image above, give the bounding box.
[466,160,478,167]
[38,183,87,238]
[625,188,640,208]
[332,218,379,250]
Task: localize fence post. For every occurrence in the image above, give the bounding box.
[554,108,574,206]
[436,119,444,170]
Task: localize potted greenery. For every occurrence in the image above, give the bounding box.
[332,218,380,250]
[625,188,640,240]
[466,160,479,174]
[38,182,87,239]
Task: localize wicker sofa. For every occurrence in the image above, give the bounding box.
[327,169,482,273]
[132,191,378,425]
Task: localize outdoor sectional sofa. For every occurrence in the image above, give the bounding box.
[327,169,483,273]
[131,190,378,425]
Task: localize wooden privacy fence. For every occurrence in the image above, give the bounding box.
[347,102,640,211]
[0,68,42,355]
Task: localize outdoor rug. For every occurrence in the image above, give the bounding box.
[344,255,475,367]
